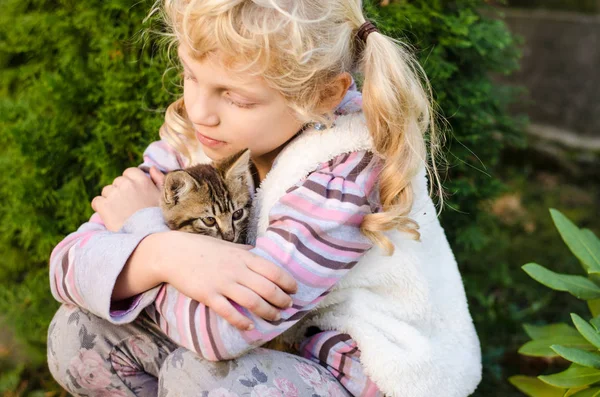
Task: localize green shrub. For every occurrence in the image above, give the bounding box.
[0,0,524,392]
[510,209,600,396]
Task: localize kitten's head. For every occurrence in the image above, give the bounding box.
[160,150,252,243]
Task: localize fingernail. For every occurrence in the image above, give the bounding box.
[246,323,254,331]
[274,313,281,321]
[287,300,294,308]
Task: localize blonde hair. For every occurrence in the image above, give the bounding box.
[152,0,445,254]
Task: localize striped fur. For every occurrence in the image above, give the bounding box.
[160,150,252,243]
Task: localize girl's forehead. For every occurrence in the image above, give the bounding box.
[177,44,270,90]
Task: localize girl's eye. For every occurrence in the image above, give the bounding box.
[202,217,216,227]
[225,95,254,109]
[232,209,244,221]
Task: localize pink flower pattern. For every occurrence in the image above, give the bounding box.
[68,349,113,390]
[273,377,299,397]
[294,361,328,393]
[250,384,283,397]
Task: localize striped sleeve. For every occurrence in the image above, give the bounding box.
[147,151,382,361]
[299,331,384,397]
[48,140,183,322]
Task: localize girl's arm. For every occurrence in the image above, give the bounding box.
[147,151,380,360]
[49,140,182,323]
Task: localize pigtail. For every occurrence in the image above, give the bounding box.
[358,25,446,255]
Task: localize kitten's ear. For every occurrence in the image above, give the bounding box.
[163,170,200,206]
[216,149,251,181]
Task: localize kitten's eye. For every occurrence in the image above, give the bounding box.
[232,209,244,221]
[202,217,217,227]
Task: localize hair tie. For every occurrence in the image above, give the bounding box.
[357,20,378,43]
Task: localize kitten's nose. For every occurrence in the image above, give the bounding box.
[222,231,235,242]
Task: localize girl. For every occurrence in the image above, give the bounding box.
[47,1,482,396]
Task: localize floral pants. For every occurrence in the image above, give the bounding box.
[47,304,351,397]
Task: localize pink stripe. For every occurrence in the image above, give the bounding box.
[258,240,339,287]
[89,213,105,225]
[273,223,364,259]
[155,286,168,330]
[78,230,99,249]
[209,309,229,358]
[174,292,188,348]
[338,151,361,175]
[51,233,82,258]
[362,162,381,195]
[308,173,366,196]
[196,303,213,359]
[269,216,371,251]
[280,195,364,226]
[65,248,85,305]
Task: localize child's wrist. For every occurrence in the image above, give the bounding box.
[144,231,174,285]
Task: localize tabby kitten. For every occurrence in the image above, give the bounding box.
[159,150,296,354]
[159,150,252,243]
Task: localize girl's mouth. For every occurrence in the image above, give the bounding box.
[196,131,226,148]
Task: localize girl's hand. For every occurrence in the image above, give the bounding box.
[92,167,162,232]
[155,231,298,331]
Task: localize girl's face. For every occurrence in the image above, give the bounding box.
[178,44,304,171]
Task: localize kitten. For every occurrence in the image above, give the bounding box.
[159,150,296,354]
[159,150,252,243]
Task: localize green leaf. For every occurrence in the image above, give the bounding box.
[508,375,565,397]
[550,209,600,274]
[523,263,600,300]
[525,323,582,340]
[566,387,595,397]
[539,364,600,388]
[520,336,595,358]
[573,314,600,349]
[591,316,600,332]
[551,345,600,369]
[588,300,600,318]
[570,387,600,397]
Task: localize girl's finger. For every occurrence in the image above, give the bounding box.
[101,185,114,198]
[122,167,147,182]
[246,255,298,294]
[91,196,103,212]
[112,176,126,188]
[149,166,166,189]
[237,271,292,310]
[224,283,281,322]
[208,295,255,331]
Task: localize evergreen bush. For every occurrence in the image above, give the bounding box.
[0,0,524,392]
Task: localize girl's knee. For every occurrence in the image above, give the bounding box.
[46,305,122,394]
[158,348,226,395]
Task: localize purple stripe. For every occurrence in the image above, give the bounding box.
[205,306,223,360]
[60,252,75,304]
[272,216,369,253]
[189,300,202,355]
[301,179,369,206]
[269,228,358,270]
[337,346,359,381]
[319,333,352,365]
[346,152,374,182]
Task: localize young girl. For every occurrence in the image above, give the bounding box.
[47,1,482,396]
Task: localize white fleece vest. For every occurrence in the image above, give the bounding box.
[247,113,482,397]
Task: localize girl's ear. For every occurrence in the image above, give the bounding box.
[162,170,200,206]
[315,72,353,114]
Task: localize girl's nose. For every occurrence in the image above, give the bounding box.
[186,94,220,127]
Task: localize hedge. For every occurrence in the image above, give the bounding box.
[0,0,524,392]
